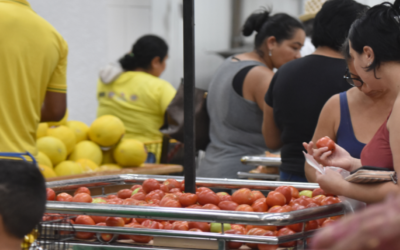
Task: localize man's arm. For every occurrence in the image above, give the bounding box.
[41,91,66,122]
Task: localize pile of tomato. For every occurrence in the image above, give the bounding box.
[45,178,342,250]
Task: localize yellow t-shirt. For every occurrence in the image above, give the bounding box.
[0,0,68,155]
[97,71,176,143]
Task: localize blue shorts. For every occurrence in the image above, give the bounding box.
[280,170,308,182]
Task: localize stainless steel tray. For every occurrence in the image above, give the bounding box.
[46,175,351,250]
[241,156,282,167]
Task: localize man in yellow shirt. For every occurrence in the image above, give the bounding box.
[0,0,68,155]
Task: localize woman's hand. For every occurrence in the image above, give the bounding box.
[315,168,348,196]
[303,141,360,171]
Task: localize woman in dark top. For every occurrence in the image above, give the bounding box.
[197,9,305,178]
[304,41,395,182]
[262,0,368,182]
[302,0,400,204]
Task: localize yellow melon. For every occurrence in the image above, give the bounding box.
[54,161,84,176]
[76,158,99,172]
[47,125,76,155]
[38,164,57,179]
[35,151,53,169]
[113,139,147,167]
[88,115,125,147]
[36,123,48,139]
[37,136,67,166]
[98,164,122,171]
[68,140,103,165]
[66,120,89,143]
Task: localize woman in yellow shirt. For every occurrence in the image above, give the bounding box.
[96,35,176,151]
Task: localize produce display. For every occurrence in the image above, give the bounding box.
[36,112,148,179]
[46,178,342,249]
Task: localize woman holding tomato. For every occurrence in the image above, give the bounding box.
[304,40,395,182]
[304,1,400,204]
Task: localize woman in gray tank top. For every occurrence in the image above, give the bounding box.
[197,9,305,179]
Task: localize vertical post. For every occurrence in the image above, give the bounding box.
[183,0,196,193]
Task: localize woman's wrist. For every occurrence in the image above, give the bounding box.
[349,158,361,172]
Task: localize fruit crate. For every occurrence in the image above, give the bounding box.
[45,175,355,250]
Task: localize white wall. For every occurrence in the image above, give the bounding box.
[30,0,108,126]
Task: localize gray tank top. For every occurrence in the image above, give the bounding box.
[197,57,270,178]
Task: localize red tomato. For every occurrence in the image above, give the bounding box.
[321,196,340,206]
[142,179,161,193]
[122,198,142,206]
[188,222,210,232]
[196,187,213,194]
[236,204,254,212]
[141,220,163,229]
[46,188,56,201]
[145,190,164,202]
[202,204,220,210]
[106,199,124,205]
[266,191,286,207]
[159,197,181,208]
[289,186,299,198]
[246,225,277,232]
[246,228,268,249]
[216,192,233,202]
[160,184,170,193]
[122,218,132,224]
[91,215,107,223]
[305,220,319,231]
[162,222,173,230]
[231,224,247,234]
[117,189,133,199]
[105,217,125,227]
[75,215,95,239]
[56,193,73,202]
[126,224,153,243]
[147,199,160,206]
[252,191,265,200]
[72,193,92,203]
[268,206,282,213]
[225,229,243,249]
[321,218,336,227]
[172,221,189,231]
[252,198,268,212]
[311,195,326,205]
[178,193,198,207]
[276,205,292,213]
[306,203,319,208]
[163,179,181,190]
[316,136,335,151]
[293,198,310,207]
[130,185,143,194]
[218,201,238,211]
[275,186,292,204]
[316,218,327,226]
[186,204,203,209]
[189,228,202,232]
[232,188,255,205]
[312,188,326,197]
[106,194,118,199]
[277,227,296,247]
[163,193,179,200]
[258,231,279,250]
[131,192,146,201]
[290,203,306,211]
[169,188,182,193]
[74,187,91,196]
[197,191,220,205]
[135,218,147,224]
[287,223,302,232]
[96,222,113,242]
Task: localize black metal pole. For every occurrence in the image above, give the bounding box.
[183,0,196,194]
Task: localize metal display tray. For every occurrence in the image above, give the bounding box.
[241,156,282,167]
[46,175,352,250]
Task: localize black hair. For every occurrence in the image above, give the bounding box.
[119,35,168,71]
[341,40,351,62]
[303,19,314,37]
[349,1,400,73]
[0,160,46,239]
[242,9,304,56]
[312,0,368,51]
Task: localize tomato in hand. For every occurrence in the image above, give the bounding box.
[316,136,335,151]
[266,191,286,207]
